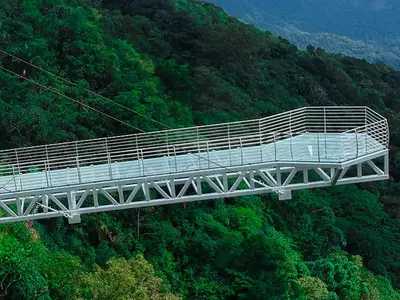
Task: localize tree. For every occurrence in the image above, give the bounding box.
[81,255,181,300]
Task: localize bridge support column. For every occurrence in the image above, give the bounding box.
[67,191,81,224]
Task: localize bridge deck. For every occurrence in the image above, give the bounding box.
[0,107,389,224]
[0,133,384,194]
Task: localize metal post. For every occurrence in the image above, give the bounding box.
[197,128,201,169]
[324,107,327,158]
[107,153,113,180]
[141,149,145,176]
[276,166,281,186]
[289,113,293,159]
[240,137,243,165]
[76,157,82,184]
[273,132,277,161]
[15,149,22,190]
[289,130,293,160]
[228,124,232,166]
[75,141,79,159]
[44,148,52,187]
[365,107,368,155]
[259,120,263,162]
[355,129,359,158]
[45,145,50,171]
[317,133,320,163]
[44,161,50,187]
[12,165,17,191]
[42,194,49,213]
[206,141,210,168]
[357,163,362,178]
[166,144,171,172]
[173,145,178,172]
[137,148,141,176]
[67,191,81,224]
[384,153,389,175]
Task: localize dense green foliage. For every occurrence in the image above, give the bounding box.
[209,0,400,41]
[209,0,400,68]
[2,0,400,299]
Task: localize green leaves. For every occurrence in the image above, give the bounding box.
[81,255,181,300]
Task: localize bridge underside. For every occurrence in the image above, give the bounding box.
[0,133,389,224]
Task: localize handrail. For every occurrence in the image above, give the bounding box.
[0,107,389,193]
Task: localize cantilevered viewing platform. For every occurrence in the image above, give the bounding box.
[0,106,389,224]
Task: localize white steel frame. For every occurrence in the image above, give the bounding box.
[0,106,389,224]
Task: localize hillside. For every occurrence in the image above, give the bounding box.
[1,0,400,299]
[209,0,400,68]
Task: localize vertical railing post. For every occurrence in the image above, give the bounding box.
[12,165,18,192]
[259,120,263,162]
[44,145,52,187]
[15,149,22,190]
[173,145,178,172]
[137,148,141,176]
[76,156,82,184]
[166,144,171,172]
[240,137,244,165]
[75,141,79,159]
[165,132,170,171]
[355,129,359,158]
[273,132,277,161]
[317,133,320,163]
[206,141,210,168]
[289,130,294,160]
[105,139,112,180]
[197,128,201,169]
[324,108,327,158]
[45,144,50,170]
[289,112,293,159]
[107,153,113,180]
[228,124,232,166]
[75,141,81,184]
[141,149,145,176]
[365,107,368,154]
[44,161,50,188]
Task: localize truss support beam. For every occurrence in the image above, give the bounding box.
[67,191,81,224]
[330,168,343,186]
[0,150,389,224]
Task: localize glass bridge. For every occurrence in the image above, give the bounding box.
[0,106,389,224]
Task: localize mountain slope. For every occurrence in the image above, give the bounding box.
[209,0,400,68]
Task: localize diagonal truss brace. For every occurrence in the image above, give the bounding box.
[0,152,389,224]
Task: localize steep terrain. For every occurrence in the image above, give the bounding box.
[1,0,400,299]
[209,0,400,68]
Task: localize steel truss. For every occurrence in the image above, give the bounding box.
[0,150,388,224]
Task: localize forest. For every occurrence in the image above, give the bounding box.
[210,0,400,69]
[2,0,400,299]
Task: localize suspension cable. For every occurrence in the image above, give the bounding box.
[0,51,280,221]
[0,49,170,130]
[0,64,244,176]
[0,65,146,133]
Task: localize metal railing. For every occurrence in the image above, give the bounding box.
[0,106,389,192]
